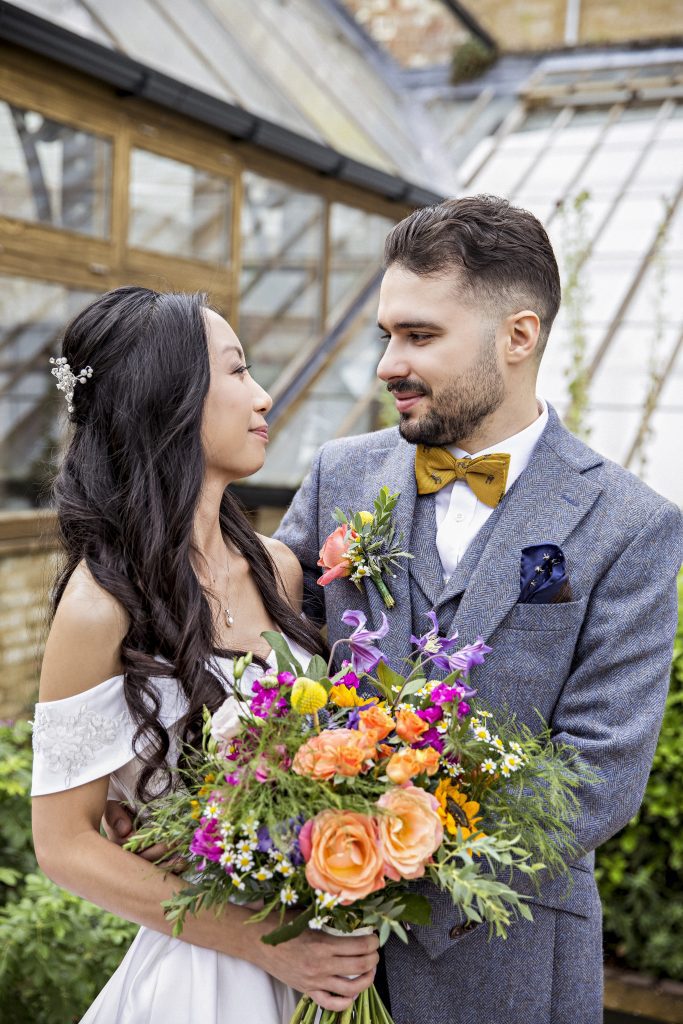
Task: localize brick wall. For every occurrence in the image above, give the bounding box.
[343,0,683,61]
[0,512,60,720]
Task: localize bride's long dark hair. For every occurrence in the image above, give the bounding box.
[51,286,325,801]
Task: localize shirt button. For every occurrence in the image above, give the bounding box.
[454,512,465,523]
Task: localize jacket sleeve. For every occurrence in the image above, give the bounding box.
[552,499,683,857]
[274,445,326,625]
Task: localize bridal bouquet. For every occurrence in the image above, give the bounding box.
[128,611,590,1024]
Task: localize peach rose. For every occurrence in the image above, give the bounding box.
[292,729,375,780]
[299,810,385,904]
[317,525,354,586]
[377,785,443,880]
[386,745,440,784]
[358,705,395,742]
[394,709,428,744]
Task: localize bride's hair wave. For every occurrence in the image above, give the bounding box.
[51,285,326,802]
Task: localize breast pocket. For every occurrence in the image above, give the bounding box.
[488,598,588,721]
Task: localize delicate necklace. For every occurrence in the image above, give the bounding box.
[206,548,235,628]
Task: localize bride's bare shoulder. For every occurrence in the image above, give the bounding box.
[260,535,303,611]
[40,560,129,701]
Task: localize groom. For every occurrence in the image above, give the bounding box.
[275,196,683,1023]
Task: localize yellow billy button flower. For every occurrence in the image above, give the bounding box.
[291,677,328,715]
[357,511,374,525]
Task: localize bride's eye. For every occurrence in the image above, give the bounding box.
[232,364,252,376]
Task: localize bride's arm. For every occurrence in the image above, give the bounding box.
[33,567,377,1012]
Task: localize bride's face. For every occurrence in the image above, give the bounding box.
[201,309,272,482]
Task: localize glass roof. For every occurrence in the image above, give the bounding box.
[10,0,441,188]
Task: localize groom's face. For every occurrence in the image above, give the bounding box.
[376,264,505,448]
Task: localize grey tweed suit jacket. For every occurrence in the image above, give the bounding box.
[275,405,683,1024]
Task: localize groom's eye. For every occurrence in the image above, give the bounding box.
[379,332,391,343]
[408,333,433,342]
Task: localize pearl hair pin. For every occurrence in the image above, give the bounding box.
[49,356,93,413]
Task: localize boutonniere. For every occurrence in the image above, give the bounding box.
[317,487,412,609]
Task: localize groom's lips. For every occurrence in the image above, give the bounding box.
[394,393,424,413]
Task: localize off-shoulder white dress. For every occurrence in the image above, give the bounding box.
[31,638,311,1024]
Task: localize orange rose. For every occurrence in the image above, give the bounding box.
[394,709,428,744]
[317,525,354,586]
[292,729,375,780]
[377,785,443,880]
[358,705,395,742]
[299,810,385,904]
[386,745,440,784]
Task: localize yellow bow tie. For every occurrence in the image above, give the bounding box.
[415,446,511,507]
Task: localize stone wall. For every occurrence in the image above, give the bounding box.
[0,511,60,720]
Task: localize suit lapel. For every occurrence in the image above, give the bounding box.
[440,411,604,645]
[408,495,443,608]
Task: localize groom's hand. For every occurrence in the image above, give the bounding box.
[102,800,187,871]
[257,927,379,1012]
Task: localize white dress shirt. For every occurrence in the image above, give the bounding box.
[435,399,549,581]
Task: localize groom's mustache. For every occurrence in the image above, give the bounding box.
[386,379,431,397]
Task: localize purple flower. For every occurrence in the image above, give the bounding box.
[429,682,467,707]
[457,701,470,719]
[250,680,288,719]
[412,727,444,753]
[277,671,296,686]
[189,819,223,866]
[416,705,443,725]
[410,611,460,671]
[334,665,360,689]
[445,637,491,676]
[257,825,273,853]
[225,771,241,786]
[341,609,389,674]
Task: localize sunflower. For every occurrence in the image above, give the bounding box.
[435,779,485,840]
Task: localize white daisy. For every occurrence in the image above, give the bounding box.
[280,886,298,906]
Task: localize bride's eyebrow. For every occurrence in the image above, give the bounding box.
[221,343,246,362]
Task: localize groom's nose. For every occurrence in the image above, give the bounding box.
[377,342,410,383]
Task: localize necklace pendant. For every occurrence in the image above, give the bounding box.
[225,608,234,628]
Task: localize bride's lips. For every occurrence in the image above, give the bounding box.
[394,393,425,413]
[250,426,269,442]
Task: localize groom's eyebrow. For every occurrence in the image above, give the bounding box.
[377,319,443,331]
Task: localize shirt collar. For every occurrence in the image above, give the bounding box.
[447,398,548,492]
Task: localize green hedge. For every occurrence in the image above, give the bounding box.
[595,569,683,981]
[1,576,681,1021]
[0,721,136,1024]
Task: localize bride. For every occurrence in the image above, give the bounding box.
[31,287,379,1023]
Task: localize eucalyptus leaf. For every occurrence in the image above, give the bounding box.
[304,655,329,682]
[261,907,316,946]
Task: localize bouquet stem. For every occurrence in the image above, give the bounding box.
[290,984,394,1024]
[371,573,395,609]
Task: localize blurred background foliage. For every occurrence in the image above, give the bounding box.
[1,572,682,1021]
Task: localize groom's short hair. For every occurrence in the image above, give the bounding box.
[384,195,561,356]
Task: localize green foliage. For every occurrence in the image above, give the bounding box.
[0,873,137,1024]
[596,570,683,980]
[0,720,35,894]
[451,38,497,85]
[559,190,592,439]
[0,720,136,1022]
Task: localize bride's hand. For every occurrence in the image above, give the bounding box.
[254,926,380,1012]
[102,800,187,872]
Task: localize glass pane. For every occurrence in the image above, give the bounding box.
[327,205,394,324]
[239,172,325,392]
[129,148,232,263]
[0,274,98,508]
[0,101,111,237]
[254,291,382,487]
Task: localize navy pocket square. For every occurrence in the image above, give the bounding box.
[519,544,573,604]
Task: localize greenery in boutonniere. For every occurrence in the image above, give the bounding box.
[316,487,412,609]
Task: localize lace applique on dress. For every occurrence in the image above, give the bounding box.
[32,702,130,788]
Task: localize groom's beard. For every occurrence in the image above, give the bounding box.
[390,339,505,448]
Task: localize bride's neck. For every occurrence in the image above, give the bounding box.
[193,473,232,566]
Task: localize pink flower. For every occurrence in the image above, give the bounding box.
[190,819,223,866]
[317,525,355,586]
[377,785,443,880]
[299,810,385,904]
